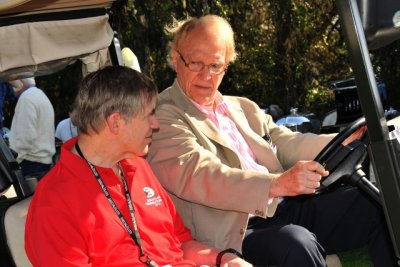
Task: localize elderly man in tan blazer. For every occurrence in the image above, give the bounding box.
[147,15,396,267]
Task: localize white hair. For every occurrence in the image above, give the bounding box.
[21,77,36,87]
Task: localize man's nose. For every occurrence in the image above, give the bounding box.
[151,116,160,129]
[198,66,212,79]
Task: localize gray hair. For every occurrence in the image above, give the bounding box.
[71,66,158,134]
[164,14,237,69]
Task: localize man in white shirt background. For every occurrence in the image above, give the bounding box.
[9,77,55,178]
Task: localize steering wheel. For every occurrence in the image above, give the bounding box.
[314,116,371,194]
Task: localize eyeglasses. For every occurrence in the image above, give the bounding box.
[177,50,227,75]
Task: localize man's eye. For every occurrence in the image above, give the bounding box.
[190,61,203,67]
[211,63,223,69]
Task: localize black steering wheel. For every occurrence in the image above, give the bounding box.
[314,116,380,203]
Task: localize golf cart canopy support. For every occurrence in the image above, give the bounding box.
[337,0,400,261]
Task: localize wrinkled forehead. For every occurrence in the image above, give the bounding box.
[179,26,227,57]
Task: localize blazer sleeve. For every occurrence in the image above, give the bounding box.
[227,96,335,170]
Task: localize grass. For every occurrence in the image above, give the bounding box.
[338,247,373,267]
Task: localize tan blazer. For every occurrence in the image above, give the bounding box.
[147,80,334,251]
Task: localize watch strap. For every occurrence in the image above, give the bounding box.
[216,248,243,267]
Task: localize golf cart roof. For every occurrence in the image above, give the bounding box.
[0,0,116,82]
[0,0,114,14]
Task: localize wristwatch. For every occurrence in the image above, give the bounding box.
[216,248,244,267]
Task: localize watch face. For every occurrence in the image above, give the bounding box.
[0,0,30,11]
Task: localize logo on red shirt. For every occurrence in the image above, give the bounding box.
[143,186,163,206]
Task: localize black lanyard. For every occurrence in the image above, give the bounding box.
[75,143,158,267]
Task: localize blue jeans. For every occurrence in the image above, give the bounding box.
[20,160,51,179]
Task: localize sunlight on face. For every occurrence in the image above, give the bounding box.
[122,97,159,157]
[175,26,227,107]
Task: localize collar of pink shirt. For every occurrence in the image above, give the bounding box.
[180,88,268,173]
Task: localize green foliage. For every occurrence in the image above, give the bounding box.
[34,0,400,124]
[305,84,335,119]
[115,0,353,120]
[370,40,400,109]
[338,246,373,267]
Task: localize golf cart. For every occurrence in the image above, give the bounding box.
[316,0,400,264]
[278,2,400,264]
[0,0,123,266]
[0,0,400,266]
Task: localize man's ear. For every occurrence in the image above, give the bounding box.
[106,112,121,134]
[171,50,178,68]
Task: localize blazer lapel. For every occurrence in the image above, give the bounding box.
[169,81,232,149]
[225,100,283,173]
[168,81,282,172]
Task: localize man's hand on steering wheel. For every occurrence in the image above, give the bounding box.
[270,119,368,198]
[270,161,329,197]
[268,117,369,199]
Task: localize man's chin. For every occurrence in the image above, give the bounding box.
[135,147,149,158]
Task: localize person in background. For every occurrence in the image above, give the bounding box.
[146,14,396,266]
[55,104,78,144]
[8,77,55,178]
[0,81,16,137]
[25,66,252,267]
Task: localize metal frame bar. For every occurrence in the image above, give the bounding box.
[336,0,400,260]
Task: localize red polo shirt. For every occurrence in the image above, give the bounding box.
[25,138,195,267]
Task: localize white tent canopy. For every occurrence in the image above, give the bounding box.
[0,0,115,81]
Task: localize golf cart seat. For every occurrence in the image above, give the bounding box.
[0,179,32,267]
[2,196,32,267]
[0,135,34,267]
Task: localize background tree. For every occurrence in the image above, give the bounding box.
[117,0,348,118]
[26,0,400,128]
